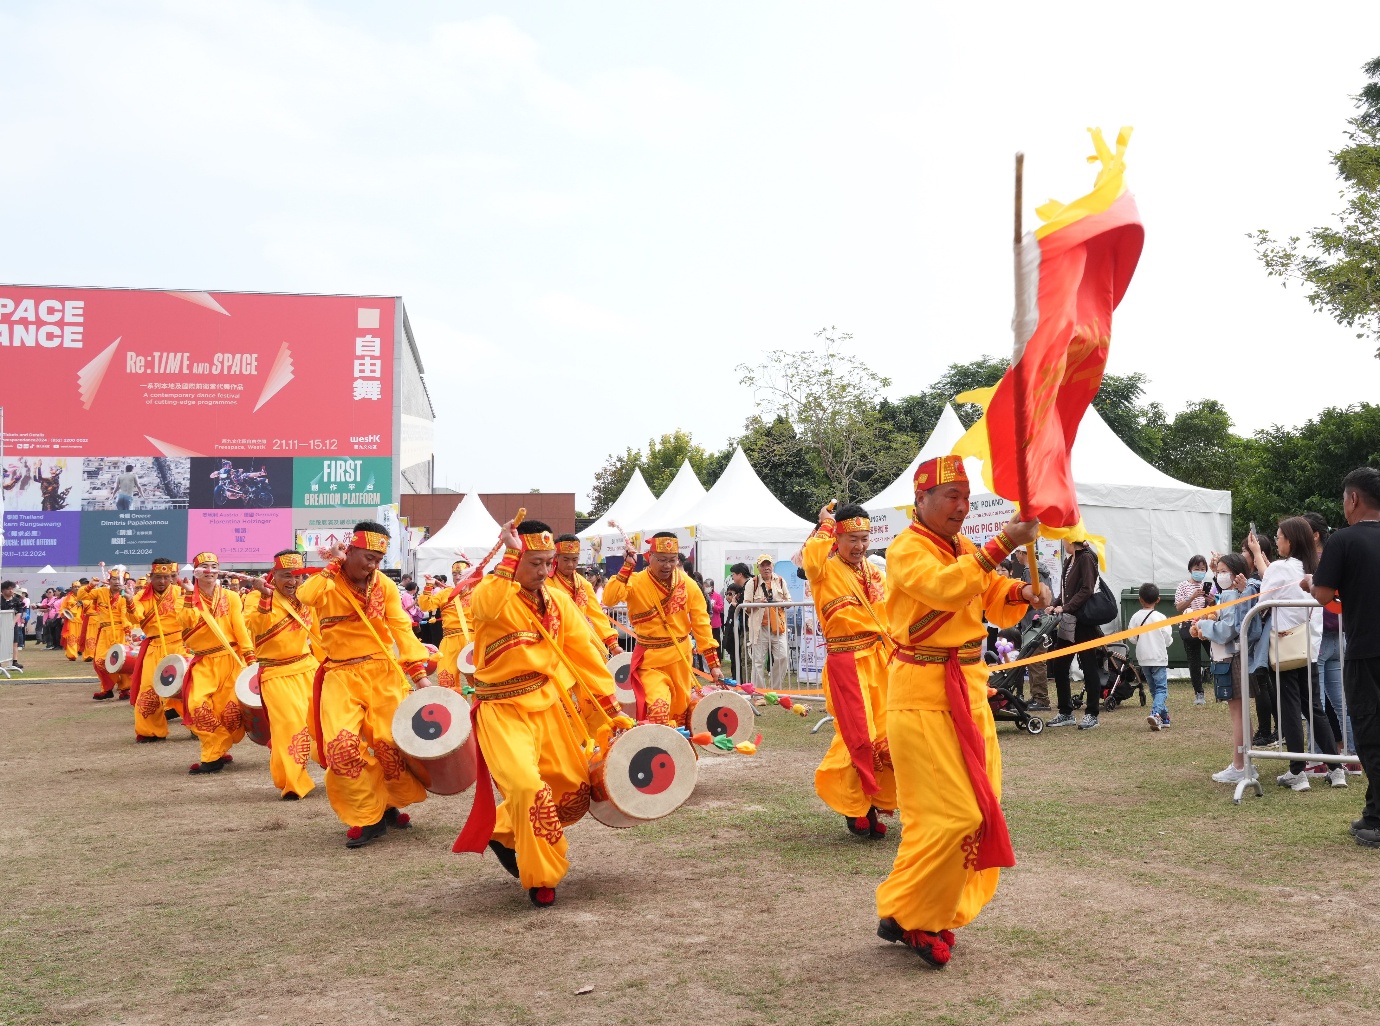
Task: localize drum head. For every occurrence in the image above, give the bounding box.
[152,653,188,698]
[234,664,264,709]
[598,723,697,822]
[457,642,476,675]
[689,690,755,747]
[606,651,635,707]
[104,643,128,675]
[392,685,472,760]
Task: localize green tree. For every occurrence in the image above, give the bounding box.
[709,415,821,520]
[1091,371,1165,461]
[586,429,716,516]
[1155,400,1245,493]
[1252,56,1380,356]
[878,356,1008,439]
[738,328,916,504]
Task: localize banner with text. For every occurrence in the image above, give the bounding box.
[292,456,392,508]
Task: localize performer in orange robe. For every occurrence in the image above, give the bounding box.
[453,519,626,908]
[59,582,83,661]
[418,559,474,693]
[87,573,137,701]
[178,552,254,775]
[296,521,430,848]
[128,558,187,742]
[874,456,1048,968]
[549,534,623,659]
[600,532,721,724]
[802,503,896,839]
[243,550,321,800]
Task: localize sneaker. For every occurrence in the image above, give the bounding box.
[1276,770,1311,791]
[1046,712,1078,728]
[1194,693,1206,706]
[1251,732,1271,747]
[1146,714,1162,732]
[1159,717,1171,729]
[1212,764,1256,784]
[1328,767,1348,788]
[1027,701,1051,712]
[1355,826,1380,849]
[1304,763,1330,777]
[1077,714,1099,730]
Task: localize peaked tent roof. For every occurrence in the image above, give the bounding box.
[1069,407,1229,512]
[578,468,656,539]
[626,460,707,534]
[679,447,814,535]
[414,491,502,575]
[865,404,970,510]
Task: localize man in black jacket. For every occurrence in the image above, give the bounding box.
[1045,541,1104,730]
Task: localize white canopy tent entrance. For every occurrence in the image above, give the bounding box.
[413,491,503,580]
[578,468,656,564]
[865,405,1232,603]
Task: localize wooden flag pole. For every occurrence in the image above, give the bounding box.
[1010,152,1041,582]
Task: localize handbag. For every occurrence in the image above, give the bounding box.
[1269,622,1310,672]
[1075,577,1117,625]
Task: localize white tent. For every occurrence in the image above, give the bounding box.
[865,405,971,548]
[624,460,708,536]
[578,468,657,563]
[865,405,1232,605]
[413,491,502,579]
[676,447,814,585]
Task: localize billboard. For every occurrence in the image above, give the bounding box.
[292,456,392,508]
[2,511,81,565]
[0,287,395,457]
[2,455,82,511]
[187,509,294,563]
[78,509,188,564]
[188,457,293,509]
[81,457,190,510]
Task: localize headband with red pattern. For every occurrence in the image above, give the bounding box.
[646,535,679,555]
[350,530,389,554]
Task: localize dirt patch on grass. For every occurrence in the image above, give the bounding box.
[2,680,1378,1025]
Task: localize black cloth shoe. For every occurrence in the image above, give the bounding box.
[384,806,411,829]
[845,815,871,838]
[135,734,166,744]
[346,819,387,849]
[164,709,180,721]
[867,807,888,839]
[528,886,556,908]
[188,758,226,775]
[280,792,301,801]
[488,840,520,879]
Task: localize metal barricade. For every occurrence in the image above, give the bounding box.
[1231,598,1359,804]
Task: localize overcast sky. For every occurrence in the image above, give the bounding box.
[4,1,1378,503]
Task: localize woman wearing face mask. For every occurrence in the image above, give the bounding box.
[1194,554,1253,783]
[1175,557,1213,705]
[1241,532,1278,746]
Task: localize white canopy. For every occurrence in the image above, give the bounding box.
[413,491,502,579]
[865,404,1232,612]
[625,460,707,535]
[678,447,814,586]
[578,468,657,562]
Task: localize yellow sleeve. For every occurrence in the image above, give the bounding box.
[417,586,451,613]
[891,530,1019,613]
[469,550,522,625]
[802,521,835,581]
[578,577,619,649]
[383,578,427,666]
[982,572,1029,629]
[685,574,719,666]
[241,589,275,639]
[600,561,634,607]
[226,591,253,655]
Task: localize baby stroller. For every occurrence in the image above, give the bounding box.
[986,614,1060,735]
[1071,641,1146,711]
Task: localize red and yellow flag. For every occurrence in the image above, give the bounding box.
[955,127,1144,535]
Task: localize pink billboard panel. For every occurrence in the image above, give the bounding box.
[186,509,294,564]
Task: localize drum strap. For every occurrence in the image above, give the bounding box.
[191,588,246,670]
[512,595,608,751]
[330,575,412,688]
[267,592,326,650]
[444,587,473,644]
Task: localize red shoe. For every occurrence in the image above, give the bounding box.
[117,690,131,701]
[222,753,234,764]
[877,918,951,967]
[1304,763,1329,777]
[528,886,556,908]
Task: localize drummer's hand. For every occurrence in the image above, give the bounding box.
[608,642,624,656]
[1004,516,1040,547]
[710,665,724,683]
[499,519,522,550]
[818,502,835,524]
[250,577,271,595]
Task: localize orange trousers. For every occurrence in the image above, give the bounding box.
[184,651,246,764]
[318,657,425,828]
[637,660,693,727]
[814,644,896,817]
[260,664,318,798]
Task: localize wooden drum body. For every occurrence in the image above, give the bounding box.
[588,722,697,828]
[688,689,755,749]
[234,665,271,747]
[391,685,478,796]
[606,651,636,714]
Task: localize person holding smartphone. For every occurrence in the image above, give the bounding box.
[1175,556,1213,705]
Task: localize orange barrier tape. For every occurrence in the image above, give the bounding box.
[992,585,1287,673]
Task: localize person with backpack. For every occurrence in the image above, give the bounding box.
[1046,539,1106,730]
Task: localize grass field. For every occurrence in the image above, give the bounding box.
[2,656,1378,1026]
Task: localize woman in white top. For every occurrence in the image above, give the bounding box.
[1247,517,1344,790]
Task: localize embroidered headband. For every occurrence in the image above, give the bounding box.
[451,559,471,572]
[150,560,178,575]
[555,540,581,556]
[913,454,968,490]
[273,552,306,572]
[350,530,389,554]
[192,552,219,568]
[520,529,556,552]
[646,536,679,555]
[836,516,871,534]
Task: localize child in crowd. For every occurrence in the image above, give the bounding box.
[1129,583,1173,730]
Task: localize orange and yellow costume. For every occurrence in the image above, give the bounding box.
[802,516,896,820]
[875,481,1027,938]
[296,549,429,829]
[83,580,136,697]
[548,563,621,658]
[60,585,82,660]
[178,556,254,767]
[129,570,186,738]
[599,541,718,725]
[454,538,622,891]
[418,559,474,693]
[243,568,320,799]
